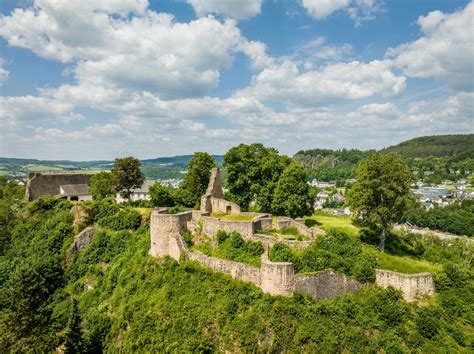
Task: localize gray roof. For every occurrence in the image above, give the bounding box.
[60,184,90,196]
[132,180,156,193]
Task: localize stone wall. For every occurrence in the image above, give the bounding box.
[252,216,273,233]
[25,172,91,201]
[201,216,254,238]
[187,251,261,286]
[375,269,435,302]
[249,234,315,250]
[150,210,434,303]
[295,270,363,300]
[209,197,241,214]
[275,217,313,238]
[260,254,295,296]
[149,210,192,260]
[206,167,224,199]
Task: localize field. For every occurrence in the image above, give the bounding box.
[305,212,359,237]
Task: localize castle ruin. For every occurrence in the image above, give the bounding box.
[150,167,435,302]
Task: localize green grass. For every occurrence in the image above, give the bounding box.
[305,212,359,237]
[260,227,309,241]
[210,212,254,221]
[26,164,63,171]
[364,246,443,274]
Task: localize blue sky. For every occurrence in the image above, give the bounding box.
[0,0,472,160]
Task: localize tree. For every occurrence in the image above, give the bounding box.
[180,152,216,205]
[89,172,115,200]
[148,183,175,207]
[347,152,414,252]
[272,162,314,218]
[223,143,291,211]
[111,157,145,202]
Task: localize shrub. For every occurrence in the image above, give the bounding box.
[168,205,186,214]
[97,209,141,230]
[269,230,378,282]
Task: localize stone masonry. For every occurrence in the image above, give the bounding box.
[150,167,435,302]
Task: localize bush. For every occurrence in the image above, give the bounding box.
[168,205,186,214]
[416,308,440,339]
[196,231,264,266]
[269,230,378,282]
[97,209,141,230]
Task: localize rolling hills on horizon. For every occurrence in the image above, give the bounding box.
[1,134,472,182]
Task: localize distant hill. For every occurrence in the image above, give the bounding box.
[381,134,474,159]
[0,155,224,180]
[294,134,474,182]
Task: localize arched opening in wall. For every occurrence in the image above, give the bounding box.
[70,196,79,201]
[226,205,231,215]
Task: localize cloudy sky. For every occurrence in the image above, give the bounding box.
[0,0,473,160]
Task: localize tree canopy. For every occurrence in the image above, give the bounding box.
[223,143,292,211]
[272,162,314,218]
[347,152,414,252]
[111,157,145,201]
[179,152,216,205]
[88,171,115,200]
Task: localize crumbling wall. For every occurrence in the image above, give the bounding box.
[252,216,273,233]
[295,270,363,300]
[275,217,313,238]
[187,251,261,286]
[201,216,254,238]
[150,210,192,260]
[260,253,295,296]
[25,172,91,201]
[206,167,224,199]
[210,197,241,214]
[250,234,314,250]
[375,269,435,302]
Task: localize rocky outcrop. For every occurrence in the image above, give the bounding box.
[69,226,97,254]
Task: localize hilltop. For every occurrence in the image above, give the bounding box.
[294,134,474,183]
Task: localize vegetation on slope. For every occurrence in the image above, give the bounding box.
[0,179,473,352]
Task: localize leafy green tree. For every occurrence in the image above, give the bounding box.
[272,162,314,218]
[89,172,115,200]
[111,157,145,202]
[180,152,216,204]
[173,187,196,208]
[223,143,291,211]
[148,183,175,207]
[347,152,414,252]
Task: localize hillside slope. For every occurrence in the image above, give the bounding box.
[381,134,474,159]
[294,135,473,182]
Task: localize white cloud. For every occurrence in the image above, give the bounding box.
[301,0,351,19]
[301,0,380,25]
[0,1,269,99]
[0,58,9,85]
[387,2,474,90]
[187,0,262,20]
[0,96,85,130]
[237,59,406,107]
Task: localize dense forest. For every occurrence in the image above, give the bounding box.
[0,178,472,352]
[294,134,474,183]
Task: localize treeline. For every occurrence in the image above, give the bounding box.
[294,135,474,183]
[402,200,474,236]
[382,134,474,158]
[293,148,369,182]
[123,144,315,218]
